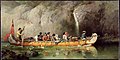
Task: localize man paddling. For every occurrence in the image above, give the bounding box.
[16,26,25,41]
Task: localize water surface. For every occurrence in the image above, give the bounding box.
[1,40,118,59]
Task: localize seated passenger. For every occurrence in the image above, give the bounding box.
[77,37,81,41]
[42,33,48,42]
[38,32,43,41]
[55,34,60,40]
[51,34,56,42]
[68,35,72,42]
[47,32,51,41]
[63,32,69,42]
[34,35,40,42]
[81,31,87,40]
[51,34,60,45]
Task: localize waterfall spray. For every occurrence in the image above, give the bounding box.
[73,11,79,36]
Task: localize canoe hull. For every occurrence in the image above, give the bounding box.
[22,41,86,46]
[8,33,98,46]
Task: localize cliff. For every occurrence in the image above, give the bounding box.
[1,1,118,38]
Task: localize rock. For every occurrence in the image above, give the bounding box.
[31,51,39,57]
[73,1,118,37]
[2,49,29,60]
[15,54,29,60]
[1,1,118,38]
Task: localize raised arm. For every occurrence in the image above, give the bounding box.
[22,26,25,31]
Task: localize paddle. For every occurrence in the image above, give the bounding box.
[21,26,25,47]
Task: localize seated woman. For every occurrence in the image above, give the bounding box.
[38,32,43,41]
[62,32,69,42]
[42,33,48,42]
[51,34,61,45]
[51,34,56,42]
[46,32,51,41]
[33,32,43,42]
[55,34,60,40]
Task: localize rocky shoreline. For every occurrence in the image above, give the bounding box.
[1,49,41,60]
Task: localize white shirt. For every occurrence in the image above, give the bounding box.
[63,35,68,41]
[34,35,38,42]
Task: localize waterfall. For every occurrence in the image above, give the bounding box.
[73,12,79,36]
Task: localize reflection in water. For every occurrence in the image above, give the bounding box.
[56,49,60,56]
[44,51,49,56]
[81,46,98,58]
[43,46,98,59]
[2,40,118,59]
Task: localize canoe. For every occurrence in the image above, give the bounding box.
[8,33,98,46]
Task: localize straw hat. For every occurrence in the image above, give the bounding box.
[92,33,98,37]
[82,31,86,33]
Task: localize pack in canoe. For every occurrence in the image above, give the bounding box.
[8,33,98,46]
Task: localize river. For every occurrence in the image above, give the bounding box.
[1,39,119,59]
